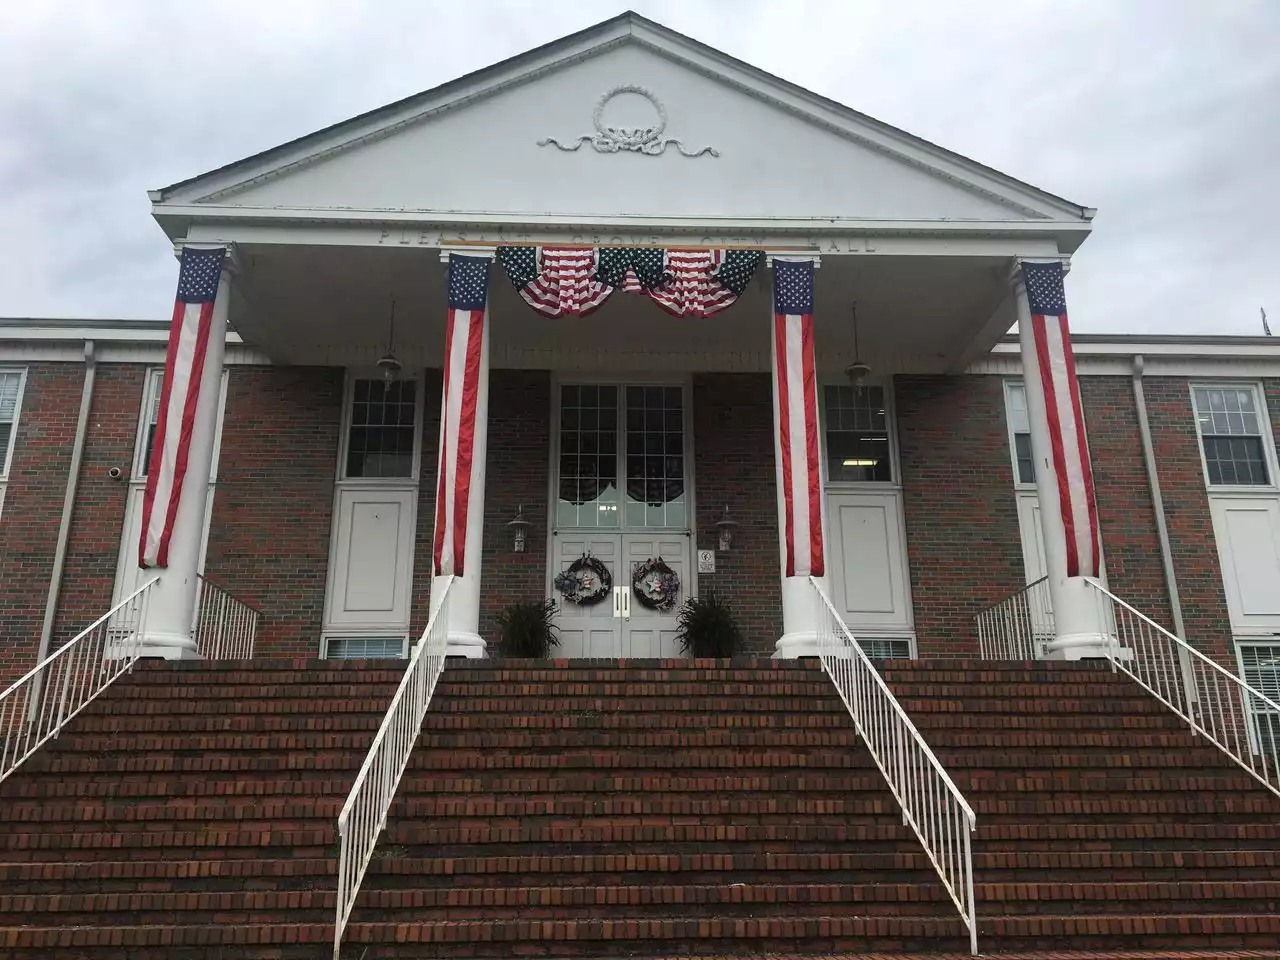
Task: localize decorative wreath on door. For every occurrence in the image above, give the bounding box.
[554,554,613,606]
[632,557,681,612]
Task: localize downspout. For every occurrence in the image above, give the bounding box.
[35,340,97,664]
[1131,354,1188,640]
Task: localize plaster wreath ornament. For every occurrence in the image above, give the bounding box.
[554,554,613,606]
[631,557,681,612]
[538,85,720,158]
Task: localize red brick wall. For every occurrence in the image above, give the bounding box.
[476,371,552,645]
[0,365,80,685]
[895,375,1025,657]
[1140,378,1238,666]
[203,366,344,658]
[1077,377,1175,630]
[51,365,146,645]
[692,373,782,655]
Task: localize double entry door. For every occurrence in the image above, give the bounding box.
[550,383,692,659]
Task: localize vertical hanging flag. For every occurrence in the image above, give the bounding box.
[1022,260,1100,578]
[139,246,225,569]
[433,255,491,577]
[772,258,824,578]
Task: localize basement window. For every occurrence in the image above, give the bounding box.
[325,636,408,660]
[855,638,913,659]
[1237,642,1280,758]
[1191,385,1274,487]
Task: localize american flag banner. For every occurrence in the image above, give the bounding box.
[433,255,491,577]
[644,249,760,319]
[496,247,612,318]
[139,246,225,569]
[771,258,824,578]
[1021,260,1100,578]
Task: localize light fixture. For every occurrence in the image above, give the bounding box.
[842,458,879,468]
[506,504,531,553]
[377,295,403,385]
[844,300,871,387]
[715,505,739,552]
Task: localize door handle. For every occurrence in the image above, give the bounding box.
[622,585,631,622]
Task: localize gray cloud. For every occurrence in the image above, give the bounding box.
[1,0,1277,334]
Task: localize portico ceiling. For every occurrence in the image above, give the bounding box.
[229,243,1011,374]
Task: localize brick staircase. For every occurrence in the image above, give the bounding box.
[882,659,1280,953]
[0,656,1278,959]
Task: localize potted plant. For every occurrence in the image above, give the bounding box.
[675,590,742,658]
[496,599,560,658]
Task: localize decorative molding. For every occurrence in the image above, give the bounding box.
[538,85,719,158]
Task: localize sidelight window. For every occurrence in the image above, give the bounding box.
[1004,382,1036,486]
[0,368,25,479]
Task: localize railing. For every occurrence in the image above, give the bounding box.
[810,576,978,954]
[1083,578,1280,799]
[975,576,1053,660]
[0,577,158,785]
[192,574,260,660]
[334,576,454,958]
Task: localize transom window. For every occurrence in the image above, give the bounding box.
[824,384,891,482]
[1191,385,1272,487]
[556,384,686,530]
[0,368,26,478]
[1005,382,1036,485]
[344,378,418,479]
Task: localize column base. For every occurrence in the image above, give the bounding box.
[107,630,200,661]
[774,631,821,660]
[444,631,487,659]
[1044,631,1124,661]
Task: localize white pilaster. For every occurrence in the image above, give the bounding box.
[139,259,230,659]
[1013,274,1108,659]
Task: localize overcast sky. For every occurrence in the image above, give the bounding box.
[1,1,1277,335]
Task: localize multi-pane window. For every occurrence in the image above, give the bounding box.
[0,369,25,478]
[345,378,417,479]
[134,371,164,477]
[1005,382,1036,485]
[558,385,619,528]
[624,385,685,529]
[1192,386,1272,487]
[824,384,891,482]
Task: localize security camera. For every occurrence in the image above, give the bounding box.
[107,467,124,481]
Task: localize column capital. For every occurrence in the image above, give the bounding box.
[765,252,821,269]
[171,242,240,277]
[1008,254,1072,289]
[440,246,497,262]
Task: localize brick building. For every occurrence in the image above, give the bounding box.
[1,14,1279,956]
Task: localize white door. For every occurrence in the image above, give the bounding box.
[549,382,692,658]
[322,375,423,651]
[1016,491,1049,584]
[1209,496,1280,636]
[112,369,226,605]
[826,490,912,637]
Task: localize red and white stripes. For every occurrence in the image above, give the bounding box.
[771,258,824,578]
[433,255,491,578]
[139,247,225,569]
[1030,313,1100,578]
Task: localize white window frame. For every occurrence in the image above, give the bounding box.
[1003,379,1037,491]
[0,366,27,481]
[131,367,166,479]
[336,370,426,485]
[1189,381,1280,495]
[0,366,28,521]
[819,377,902,489]
[321,633,410,660]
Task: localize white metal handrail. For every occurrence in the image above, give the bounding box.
[192,574,260,660]
[975,576,1053,660]
[810,576,978,954]
[334,576,454,958]
[1083,577,1280,799]
[0,577,158,785]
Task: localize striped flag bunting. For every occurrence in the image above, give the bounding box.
[496,246,760,319]
[771,258,824,578]
[433,254,491,577]
[496,247,612,318]
[139,246,225,569]
[1021,260,1100,578]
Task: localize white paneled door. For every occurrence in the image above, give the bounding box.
[1210,496,1280,636]
[549,382,692,658]
[324,488,416,633]
[826,490,913,637]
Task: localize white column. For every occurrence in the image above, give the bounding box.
[139,264,229,659]
[1014,276,1108,659]
[768,291,830,660]
[429,305,490,659]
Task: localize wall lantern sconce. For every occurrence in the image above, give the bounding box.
[507,504,531,553]
[715,505,739,552]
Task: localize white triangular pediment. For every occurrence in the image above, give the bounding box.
[158,20,1087,227]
